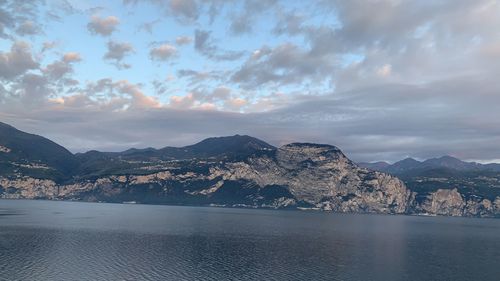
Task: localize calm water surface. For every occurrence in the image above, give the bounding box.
[0,199,499,281]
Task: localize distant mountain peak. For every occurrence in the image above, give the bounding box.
[188,135,275,151]
[358,161,391,171]
[400,157,421,163]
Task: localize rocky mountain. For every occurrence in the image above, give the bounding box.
[1,122,499,217]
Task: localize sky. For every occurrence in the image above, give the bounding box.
[1,0,500,163]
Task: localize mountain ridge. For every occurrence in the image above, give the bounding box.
[359,155,500,174]
[1,121,499,217]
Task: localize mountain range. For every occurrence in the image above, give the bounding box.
[1,121,499,217]
[359,156,500,175]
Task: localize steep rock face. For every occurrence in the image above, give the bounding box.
[218,143,413,213]
[415,188,499,217]
[417,189,466,216]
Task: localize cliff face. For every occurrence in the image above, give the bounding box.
[415,188,500,217]
[220,143,413,213]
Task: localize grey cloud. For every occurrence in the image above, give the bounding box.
[8,73,52,105]
[194,29,245,61]
[15,20,41,36]
[230,14,252,35]
[194,29,213,52]
[169,0,198,21]
[149,43,177,61]
[177,69,226,86]
[43,52,81,81]
[175,36,192,45]
[325,0,498,51]
[87,15,120,36]
[0,6,15,38]
[124,0,199,23]
[0,41,39,79]
[273,11,304,36]
[229,0,278,35]
[0,0,43,38]
[137,19,160,34]
[232,43,334,89]
[44,61,72,80]
[63,52,81,63]
[104,41,134,68]
[189,87,232,104]
[231,0,500,92]
[42,41,58,52]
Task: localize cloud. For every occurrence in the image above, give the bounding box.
[177,69,226,86]
[104,41,134,69]
[0,41,39,79]
[232,43,334,89]
[15,20,41,36]
[169,93,195,109]
[8,73,52,105]
[44,61,73,80]
[41,41,58,53]
[124,0,199,23]
[0,1,45,38]
[0,6,15,38]
[229,0,278,35]
[149,44,177,61]
[165,86,249,112]
[113,80,161,109]
[137,19,160,34]
[63,52,82,63]
[194,29,213,52]
[87,15,120,36]
[224,97,247,111]
[175,36,192,45]
[376,64,392,78]
[194,29,245,61]
[45,52,81,77]
[169,0,198,21]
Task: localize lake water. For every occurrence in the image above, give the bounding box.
[0,200,499,281]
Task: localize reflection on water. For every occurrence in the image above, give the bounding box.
[0,199,499,281]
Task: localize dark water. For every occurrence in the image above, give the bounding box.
[0,200,499,281]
